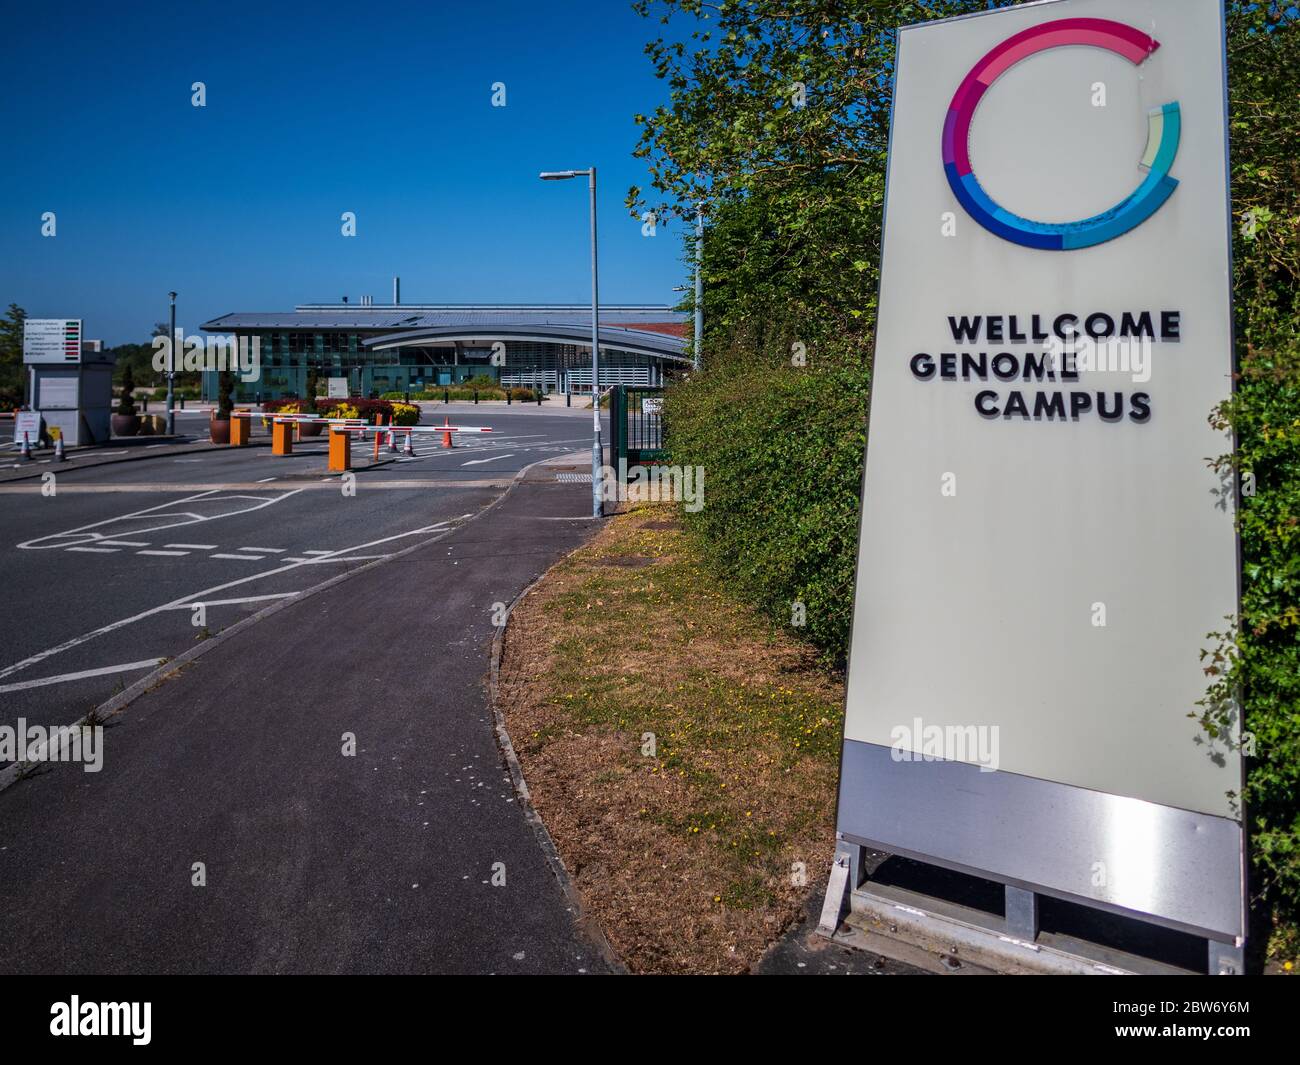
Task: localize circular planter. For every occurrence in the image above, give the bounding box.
[299,421,323,437]
[111,413,140,437]
[209,418,231,444]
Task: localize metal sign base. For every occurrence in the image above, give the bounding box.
[821,841,1246,975]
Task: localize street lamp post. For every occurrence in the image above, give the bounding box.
[167,292,177,436]
[694,202,704,372]
[540,166,602,518]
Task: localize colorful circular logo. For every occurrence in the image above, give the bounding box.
[942,17,1181,251]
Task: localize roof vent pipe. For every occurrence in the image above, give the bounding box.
[393,277,400,305]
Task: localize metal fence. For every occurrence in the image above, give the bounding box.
[609,385,666,478]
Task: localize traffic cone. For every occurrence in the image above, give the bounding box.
[403,432,415,456]
[19,432,31,460]
[440,417,454,449]
[388,429,399,453]
[54,434,66,462]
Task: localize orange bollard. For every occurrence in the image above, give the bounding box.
[328,427,351,471]
[271,419,293,455]
[230,411,250,446]
[440,416,454,449]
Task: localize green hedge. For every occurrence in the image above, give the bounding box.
[665,352,869,660]
[1202,342,1300,941]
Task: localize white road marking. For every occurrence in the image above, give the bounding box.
[239,547,286,553]
[16,488,303,551]
[160,593,298,610]
[461,453,516,466]
[303,550,332,555]
[98,540,150,547]
[0,659,166,695]
[166,543,217,550]
[256,477,277,483]
[211,553,265,561]
[67,546,119,553]
[138,550,190,557]
[0,520,455,682]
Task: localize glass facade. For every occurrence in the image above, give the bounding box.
[201,331,668,402]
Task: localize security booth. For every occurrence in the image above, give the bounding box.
[23,320,114,446]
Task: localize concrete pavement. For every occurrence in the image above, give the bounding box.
[0,462,613,974]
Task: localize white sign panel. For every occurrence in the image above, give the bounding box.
[23,319,82,364]
[13,411,41,446]
[38,378,79,409]
[846,0,1238,819]
[327,377,349,399]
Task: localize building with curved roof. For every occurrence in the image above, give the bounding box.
[200,297,688,401]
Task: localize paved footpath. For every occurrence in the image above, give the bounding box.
[0,466,613,974]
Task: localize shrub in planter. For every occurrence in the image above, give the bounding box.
[316,397,394,425]
[389,402,420,426]
[260,397,307,430]
[210,371,235,444]
[111,365,140,437]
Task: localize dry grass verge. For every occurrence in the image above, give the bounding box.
[497,504,844,974]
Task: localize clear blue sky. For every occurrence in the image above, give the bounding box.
[0,0,687,344]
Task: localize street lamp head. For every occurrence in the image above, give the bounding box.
[539,169,589,180]
[168,291,177,301]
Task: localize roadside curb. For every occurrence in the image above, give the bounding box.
[0,451,574,797]
[489,568,625,975]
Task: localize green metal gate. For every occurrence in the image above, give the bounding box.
[610,385,667,476]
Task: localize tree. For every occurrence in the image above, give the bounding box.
[116,364,137,417]
[217,370,235,419]
[0,303,27,407]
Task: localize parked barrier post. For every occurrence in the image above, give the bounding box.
[271,419,293,455]
[328,426,351,471]
[473,389,478,405]
[230,410,251,447]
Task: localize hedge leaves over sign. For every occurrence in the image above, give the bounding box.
[635,0,1300,951]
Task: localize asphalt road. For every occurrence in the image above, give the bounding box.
[0,469,612,973]
[0,405,606,743]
